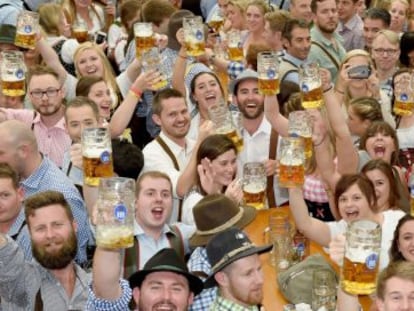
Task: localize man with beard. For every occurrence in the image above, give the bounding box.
[308,0,346,81]
[141,88,212,222]
[0,190,89,310]
[230,69,288,207]
[204,228,272,310]
[87,248,203,310]
[0,65,71,168]
[279,18,312,85]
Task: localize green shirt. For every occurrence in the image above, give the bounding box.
[209,296,260,311]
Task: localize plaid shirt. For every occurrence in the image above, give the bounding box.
[188,247,217,311]
[302,174,329,203]
[209,296,260,311]
[228,61,245,80]
[86,279,132,311]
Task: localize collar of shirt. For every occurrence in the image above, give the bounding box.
[7,208,25,237]
[38,262,90,292]
[311,26,344,47]
[212,295,260,311]
[159,131,194,158]
[338,14,362,32]
[32,113,67,131]
[282,52,305,68]
[20,156,49,190]
[133,219,177,237]
[243,116,271,139]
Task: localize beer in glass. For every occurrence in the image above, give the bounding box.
[134,22,155,59]
[393,72,413,116]
[95,177,135,249]
[227,30,243,61]
[15,10,39,50]
[208,102,243,152]
[82,128,114,186]
[258,51,279,95]
[288,111,313,159]
[300,62,323,109]
[312,269,337,311]
[141,47,168,90]
[183,16,205,57]
[208,10,224,33]
[72,20,89,43]
[242,162,266,209]
[278,137,305,188]
[1,51,26,97]
[341,220,381,295]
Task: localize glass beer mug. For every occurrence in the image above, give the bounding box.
[278,137,305,188]
[299,62,323,109]
[242,162,267,209]
[95,177,135,249]
[208,101,243,152]
[1,51,26,97]
[258,51,279,95]
[288,111,313,160]
[81,128,114,186]
[341,220,381,295]
[393,72,414,116]
[227,30,243,62]
[72,19,89,43]
[134,22,154,59]
[15,10,39,49]
[141,47,168,90]
[183,16,205,57]
[312,269,337,311]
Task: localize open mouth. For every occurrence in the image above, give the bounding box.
[373,146,385,158]
[151,207,164,219]
[344,210,359,220]
[205,93,217,104]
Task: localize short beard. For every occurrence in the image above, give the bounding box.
[32,230,77,269]
[318,23,337,34]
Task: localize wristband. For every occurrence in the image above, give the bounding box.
[323,84,333,93]
[129,86,142,98]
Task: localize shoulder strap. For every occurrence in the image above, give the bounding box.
[124,237,139,279]
[267,129,278,208]
[167,224,185,259]
[9,220,26,241]
[311,41,340,70]
[155,136,183,221]
[34,288,43,311]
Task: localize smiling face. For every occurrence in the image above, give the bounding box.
[397,220,414,262]
[337,183,375,222]
[234,78,264,120]
[364,18,387,49]
[87,81,112,119]
[364,132,396,163]
[192,73,223,116]
[283,26,311,61]
[376,277,414,311]
[210,149,238,188]
[364,168,391,212]
[246,5,265,33]
[135,176,173,233]
[76,48,104,78]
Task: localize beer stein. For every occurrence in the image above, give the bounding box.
[208,10,224,33]
[312,269,337,311]
[141,47,168,90]
[15,10,39,49]
[183,16,205,57]
[278,137,305,188]
[208,102,243,152]
[258,51,280,95]
[288,111,313,159]
[81,128,114,186]
[72,20,89,43]
[1,51,26,97]
[242,162,267,209]
[134,22,154,59]
[95,177,135,249]
[299,62,323,109]
[393,72,413,116]
[264,209,293,271]
[341,220,381,295]
[227,30,243,62]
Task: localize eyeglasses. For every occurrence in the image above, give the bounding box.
[372,48,398,55]
[30,88,60,99]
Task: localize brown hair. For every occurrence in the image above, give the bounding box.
[140,0,176,26]
[389,214,414,262]
[361,159,400,211]
[27,65,60,85]
[264,10,291,33]
[359,121,400,165]
[376,261,414,300]
[246,0,272,15]
[135,171,172,196]
[76,76,106,97]
[64,96,100,122]
[38,3,64,36]
[152,88,184,115]
[334,174,378,212]
[120,0,144,31]
[25,190,74,225]
[0,162,19,189]
[282,18,311,41]
[348,97,383,123]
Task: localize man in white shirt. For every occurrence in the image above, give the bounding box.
[141,88,212,222]
[230,70,288,207]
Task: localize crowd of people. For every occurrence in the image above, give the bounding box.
[0,0,413,310]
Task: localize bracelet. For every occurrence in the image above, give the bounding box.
[323,84,333,93]
[129,87,142,98]
[313,135,326,147]
[334,87,344,94]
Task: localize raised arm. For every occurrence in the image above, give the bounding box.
[35,37,69,83]
[320,68,359,174]
[263,94,289,137]
[171,28,188,96]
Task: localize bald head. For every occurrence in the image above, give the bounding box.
[0,120,38,149]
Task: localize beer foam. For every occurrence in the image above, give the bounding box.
[83,147,111,158]
[136,29,153,37]
[244,182,266,193]
[280,157,303,166]
[301,81,320,91]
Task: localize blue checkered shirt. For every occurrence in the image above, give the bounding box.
[20,157,90,264]
[188,247,218,311]
[228,61,245,80]
[86,278,132,311]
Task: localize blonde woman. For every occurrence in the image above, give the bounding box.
[388,0,409,33]
[243,0,271,53]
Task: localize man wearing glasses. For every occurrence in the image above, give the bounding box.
[0,65,70,168]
